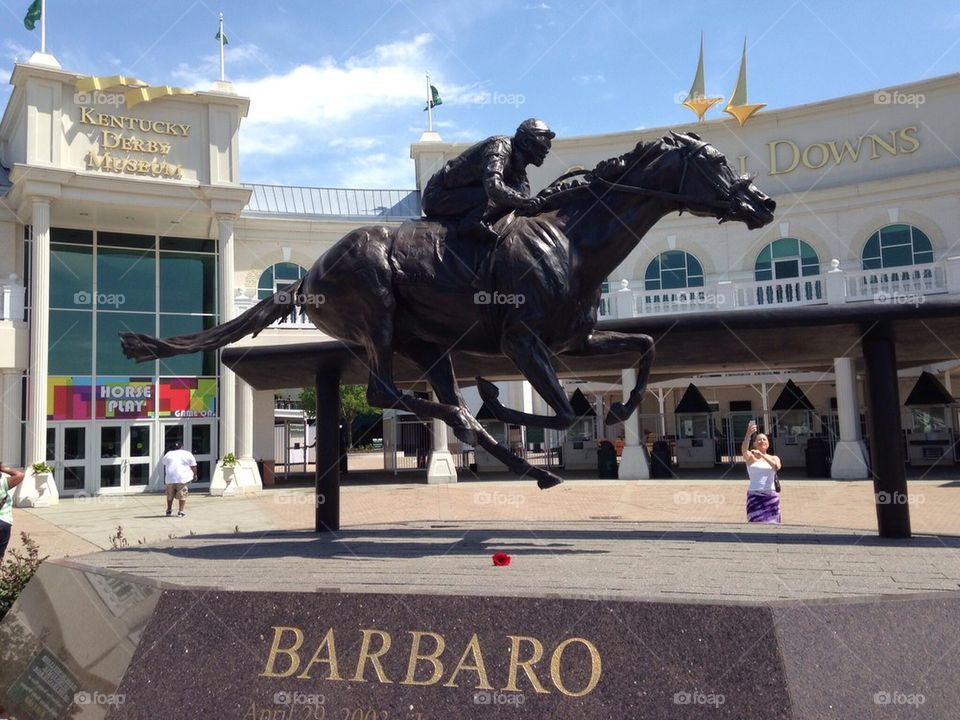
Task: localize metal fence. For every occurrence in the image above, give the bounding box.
[243,184,421,218]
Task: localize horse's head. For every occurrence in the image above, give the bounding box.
[594,131,776,230]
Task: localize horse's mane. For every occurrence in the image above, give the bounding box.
[590,138,663,182]
[539,137,668,201]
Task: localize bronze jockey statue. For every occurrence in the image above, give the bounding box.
[421,118,556,241]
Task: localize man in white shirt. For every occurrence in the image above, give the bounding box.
[163,442,197,517]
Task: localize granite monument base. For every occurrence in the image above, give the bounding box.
[1,523,959,719]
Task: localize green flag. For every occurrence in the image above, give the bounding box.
[215,29,228,45]
[424,84,442,111]
[23,0,42,31]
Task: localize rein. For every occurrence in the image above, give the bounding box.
[539,141,742,217]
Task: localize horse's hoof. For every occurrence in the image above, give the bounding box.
[605,402,631,425]
[536,472,564,490]
[476,377,500,402]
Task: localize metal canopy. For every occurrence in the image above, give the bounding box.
[222,301,960,390]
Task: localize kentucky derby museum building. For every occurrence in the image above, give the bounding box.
[2,51,960,504]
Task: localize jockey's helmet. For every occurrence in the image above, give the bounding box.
[515,119,555,163]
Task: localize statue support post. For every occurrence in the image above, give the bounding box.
[315,369,341,532]
[862,323,910,538]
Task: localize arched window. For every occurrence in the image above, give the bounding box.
[644,251,704,290]
[257,262,307,300]
[754,238,820,281]
[861,224,934,270]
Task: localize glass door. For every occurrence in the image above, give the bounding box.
[97,422,153,493]
[161,420,216,486]
[47,424,90,496]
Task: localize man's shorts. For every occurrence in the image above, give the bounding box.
[165,483,189,501]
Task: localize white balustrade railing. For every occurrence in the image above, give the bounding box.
[634,288,723,315]
[271,307,315,329]
[735,277,824,309]
[598,259,958,320]
[843,262,946,302]
[234,295,315,329]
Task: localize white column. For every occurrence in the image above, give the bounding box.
[655,388,667,436]
[426,392,456,483]
[211,216,239,496]
[16,200,57,506]
[831,357,869,478]
[619,367,650,479]
[1,371,21,467]
[383,410,397,472]
[760,383,771,432]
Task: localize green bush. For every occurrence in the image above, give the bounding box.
[0,532,47,621]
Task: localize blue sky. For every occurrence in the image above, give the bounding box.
[2,0,960,189]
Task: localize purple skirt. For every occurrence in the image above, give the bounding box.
[747,490,781,523]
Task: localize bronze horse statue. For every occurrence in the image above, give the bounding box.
[121,131,775,489]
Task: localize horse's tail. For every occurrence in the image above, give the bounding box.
[119,280,304,361]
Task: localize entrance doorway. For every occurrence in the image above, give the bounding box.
[160,420,216,485]
[97,422,153,493]
[47,424,88,496]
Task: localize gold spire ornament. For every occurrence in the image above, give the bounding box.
[682,33,723,122]
[724,39,766,127]
[74,75,193,109]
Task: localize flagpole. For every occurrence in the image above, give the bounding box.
[219,13,225,82]
[426,72,433,132]
[40,0,46,53]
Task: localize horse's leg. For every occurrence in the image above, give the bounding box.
[400,340,563,489]
[565,331,655,425]
[361,318,465,424]
[476,331,577,430]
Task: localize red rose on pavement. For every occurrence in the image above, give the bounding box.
[492,552,512,566]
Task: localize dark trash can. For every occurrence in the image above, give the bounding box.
[257,459,276,487]
[805,437,830,477]
[651,440,674,479]
[597,441,618,479]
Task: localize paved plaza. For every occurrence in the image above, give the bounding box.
[5,470,951,604]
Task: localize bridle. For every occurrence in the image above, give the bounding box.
[549,139,753,222]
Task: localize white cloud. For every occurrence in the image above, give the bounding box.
[4,39,33,65]
[226,33,435,159]
[170,43,273,89]
[328,137,381,151]
[336,151,416,189]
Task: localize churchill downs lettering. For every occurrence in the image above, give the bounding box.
[736,125,921,177]
[261,626,603,698]
[79,107,188,179]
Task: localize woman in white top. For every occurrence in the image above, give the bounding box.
[742,421,782,523]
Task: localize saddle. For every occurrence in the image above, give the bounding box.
[389,214,519,290]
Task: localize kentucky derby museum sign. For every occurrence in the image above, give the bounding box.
[79,107,190,179]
